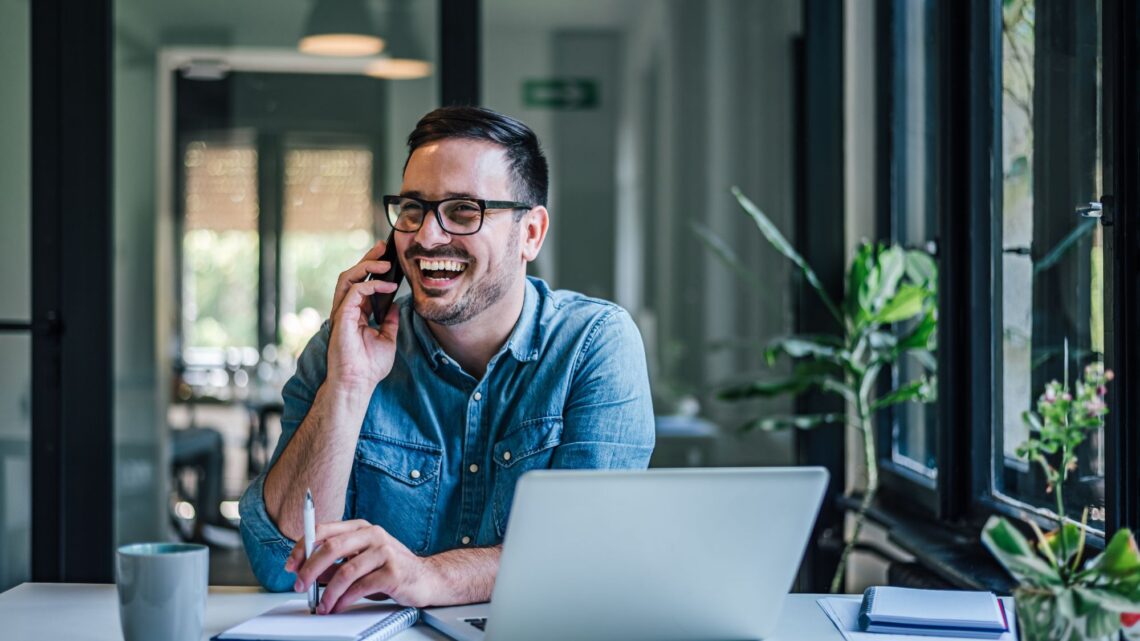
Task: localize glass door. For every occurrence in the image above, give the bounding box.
[0,0,32,592]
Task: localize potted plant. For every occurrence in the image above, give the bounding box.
[982,362,1140,640]
[696,187,938,593]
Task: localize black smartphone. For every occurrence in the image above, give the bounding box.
[366,231,405,326]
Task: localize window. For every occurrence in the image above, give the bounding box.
[883,0,939,481]
[279,145,377,356]
[993,0,1108,532]
[181,137,260,355]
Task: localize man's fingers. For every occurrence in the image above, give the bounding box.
[331,260,393,317]
[298,525,384,587]
[286,520,370,573]
[319,548,388,614]
[376,301,401,342]
[333,279,399,328]
[331,576,394,614]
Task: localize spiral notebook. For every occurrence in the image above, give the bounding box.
[214,599,420,641]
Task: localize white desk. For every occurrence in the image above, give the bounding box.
[0,583,847,640]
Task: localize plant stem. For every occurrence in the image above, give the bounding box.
[831,395,878,593]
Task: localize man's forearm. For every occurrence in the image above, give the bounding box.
[264,382,372,540]
[425,545,502,606]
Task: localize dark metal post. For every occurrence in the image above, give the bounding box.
[796,0,846,593]
[31,0,115,582]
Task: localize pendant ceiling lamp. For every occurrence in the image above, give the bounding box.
[365,0,432,79]
[299,0,385,57]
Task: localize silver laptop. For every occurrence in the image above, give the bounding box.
[423,466,828,641]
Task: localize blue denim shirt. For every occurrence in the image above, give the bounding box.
[239,277,655,591]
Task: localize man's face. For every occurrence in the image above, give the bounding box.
[395,138,525,326]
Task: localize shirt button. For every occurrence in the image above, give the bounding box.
[461,536,471,545]
[410,469,421,479]
[473,392,482,401]
[502,451,512,462]
[469,464,479,474]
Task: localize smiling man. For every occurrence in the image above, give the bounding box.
[238,106,655,611]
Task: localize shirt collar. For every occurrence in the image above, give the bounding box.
[411,277,543,371]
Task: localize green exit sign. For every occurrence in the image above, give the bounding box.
[522,79,599,110]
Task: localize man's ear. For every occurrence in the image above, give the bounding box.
[519,206,549,262]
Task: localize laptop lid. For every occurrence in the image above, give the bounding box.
[483,467,828,641]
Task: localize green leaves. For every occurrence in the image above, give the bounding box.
[874,284,927,324]
[981,517,1064,587]
[739,413,847,432]
[731,187,844,326]
[870,377,935,411]
[1100,529,1140,579]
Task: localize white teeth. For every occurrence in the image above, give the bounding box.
[417,259,467,273]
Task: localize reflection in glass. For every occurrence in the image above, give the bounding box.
[996,0,1106,530]
[888,0,939,477]
[0,335,31,592]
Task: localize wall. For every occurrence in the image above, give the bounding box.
[485,0,804,467]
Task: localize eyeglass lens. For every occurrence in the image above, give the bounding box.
[387,198,483,234]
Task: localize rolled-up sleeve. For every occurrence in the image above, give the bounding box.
[552,308,656,469]
[238,321,331,591]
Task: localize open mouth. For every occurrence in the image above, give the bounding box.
[415,258,469,287]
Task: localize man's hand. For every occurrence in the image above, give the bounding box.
[327,239,401,392]
[286,520,442,611]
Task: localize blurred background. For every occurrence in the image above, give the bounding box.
[1,0,1133,597]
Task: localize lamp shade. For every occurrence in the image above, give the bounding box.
[364,0,431,79]
[299,0,384,56]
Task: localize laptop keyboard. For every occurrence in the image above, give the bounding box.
[463,617,488,631]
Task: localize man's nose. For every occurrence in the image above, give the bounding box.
[414,208,452,248]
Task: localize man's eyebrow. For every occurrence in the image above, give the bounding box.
[399,190,481,200]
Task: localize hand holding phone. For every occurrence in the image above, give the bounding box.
[366,231,405,326]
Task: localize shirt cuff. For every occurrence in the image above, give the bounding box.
[238,473,298,592]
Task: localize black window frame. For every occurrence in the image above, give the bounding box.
[875,0,1140,560]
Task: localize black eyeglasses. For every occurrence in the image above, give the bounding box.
[382,195,533,236]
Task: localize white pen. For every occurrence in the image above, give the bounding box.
[304,488,320,614]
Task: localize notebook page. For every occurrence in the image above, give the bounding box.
[869,587,1003,626]
[219,599,407,641]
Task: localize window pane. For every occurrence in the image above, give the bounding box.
[182,139,260,351]
[889,0,938,477]
[0,0,31,592]
[996,0,1105,529]
[280,146,377,357]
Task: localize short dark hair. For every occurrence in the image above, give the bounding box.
[405,106,549,208]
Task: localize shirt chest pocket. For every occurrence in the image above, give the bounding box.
[491,417,563,537]
[354,435,442,555]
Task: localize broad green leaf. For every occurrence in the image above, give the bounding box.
[1074,586,1140,614]
[982,516,1064,585]
[732,186,844,326]
[762,336,840,366]
[904,250,937,287]
[1102,529,1140,578]
[870,377,934,411]
[718,377,813,400]
[868,245,906,315]
[874,284,927,324]
[691,221,761,289]
[847,242,876,325]
[896,308,937,351]
[740,413,847,432]
[1042,522,1083,566]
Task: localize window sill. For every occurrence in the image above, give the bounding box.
[839,494,1017,594]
